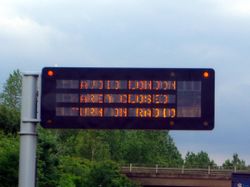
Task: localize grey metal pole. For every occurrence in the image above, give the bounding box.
[18,73,39,187]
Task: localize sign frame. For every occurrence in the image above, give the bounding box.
[41,67,215,130]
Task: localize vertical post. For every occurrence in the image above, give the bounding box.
[18,74,39,187]
[129,163,132,173]
[234,165,237,172]
[181,165,185,174]
[208,165,211,175]
[155,164,158,174]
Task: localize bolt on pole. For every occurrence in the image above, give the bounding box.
[18,73,40,187]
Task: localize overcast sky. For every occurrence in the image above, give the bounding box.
[1,0,250,165]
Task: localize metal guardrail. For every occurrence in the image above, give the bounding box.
[121,165,250,176]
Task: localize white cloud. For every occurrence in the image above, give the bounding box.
[0,4,66,58]
[178,43,229,61]
[0,16,51,38]
[213,0,250,17]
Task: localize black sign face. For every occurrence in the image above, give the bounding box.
[41,67,215,130]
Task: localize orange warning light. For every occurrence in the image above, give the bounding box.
[203,71,209,78]
[47,70,54,77]
[203,121,209,126]
[170,121,174,126]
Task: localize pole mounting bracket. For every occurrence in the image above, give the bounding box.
[22,118,41,123]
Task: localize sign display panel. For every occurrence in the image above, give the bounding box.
[41,67,215,130]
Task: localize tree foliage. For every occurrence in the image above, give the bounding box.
[37,127,61,187]
[84,160,139,187]
[184,151,217,168]
[75,131,111,161]
[57,156,91,187]
[36,128,141,187]
[0,105,20,134]
[64,130,183,167]
[0,132,19,187]
[119,131,183,166]
[57,158,139,187]
[222,153,247,170]
[0,70,21,134]
[0,69,22,110]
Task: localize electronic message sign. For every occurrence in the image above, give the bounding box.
[41,67,215,130]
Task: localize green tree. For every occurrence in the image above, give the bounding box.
[184,151,216,168]
[120,131,183,166]
[0,69,22,134]
[222,153,247,170]
[0,105,20,134]
[75,131,111,161]
[37,127,60,187]
[58,156,91,187]
[72,130,183,167]
[58,159,139,187]
[0,69,22,110]
[0,132,19,187]
[101,130,127,162]
[84,160,139,187]
[53,129,80,156]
